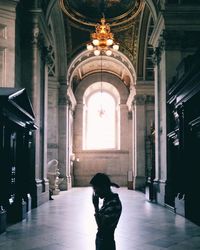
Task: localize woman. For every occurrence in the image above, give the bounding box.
[90,173,122,250]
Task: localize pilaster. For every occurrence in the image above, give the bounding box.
[20,0,51,207]
[0,0,19,87]
[58,83,72,190]
[132,94,146,190]
[47,78,59,162]
[149,4,200,205]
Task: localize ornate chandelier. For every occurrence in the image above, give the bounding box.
[86,17,119,56]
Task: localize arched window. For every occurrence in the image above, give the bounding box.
[83,83,120,150]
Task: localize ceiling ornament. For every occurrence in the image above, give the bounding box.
[59,0,144,27]
[86,17,119,56]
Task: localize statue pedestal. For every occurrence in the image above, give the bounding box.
[175,194,185,217]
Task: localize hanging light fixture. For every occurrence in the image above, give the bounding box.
[86,16,119,56]
[98,55,105,117]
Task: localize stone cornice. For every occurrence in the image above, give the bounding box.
[149,5,200,48]
[130,94,155,106]
[135,82,154,95]
[163,6,200,30]
[126,82,154,109]
[0,0,19,19]
[133,94,146,105]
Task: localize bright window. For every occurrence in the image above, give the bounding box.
[84,91,118,149]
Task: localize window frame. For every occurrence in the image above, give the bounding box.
[82,82,120,150]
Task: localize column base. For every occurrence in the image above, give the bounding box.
[145,179,156,202]
[32,179,49,207]
[154,179,166,206]
[133,176,146,191]
[127,181,133,190]
[59,176,72,190]
[127,171,133,190]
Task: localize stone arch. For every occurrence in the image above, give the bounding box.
[73,72,131,186]
[74,72,129,105]
[137,3,155,80]
[67,49,136,92]
[144,0,159,23]
[46,0,67,78]
[83,81,120,106]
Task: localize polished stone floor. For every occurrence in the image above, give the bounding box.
[0,187,200,250]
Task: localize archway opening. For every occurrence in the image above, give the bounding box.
[83,82,120,150]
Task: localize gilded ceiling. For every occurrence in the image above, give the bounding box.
[59,0,143,26]
[59,0,146,74]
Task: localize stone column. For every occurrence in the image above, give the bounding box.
[58,83,72,190]
[128,104,135,190]
[120,103,129,150]
[151,27,185,205]
[0,0,19,87]
[74,100,84,152]
[47,78,59,162]
[21,0,51,206]
[132,94,146,190]
[152,44,163,204]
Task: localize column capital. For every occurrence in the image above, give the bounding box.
[133,94,146,106]
[152,38,165,66]
[59,94,72,106]
[146,95,155,104]
[31,26,40,45]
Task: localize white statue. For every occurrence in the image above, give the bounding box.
[47,159,60,196]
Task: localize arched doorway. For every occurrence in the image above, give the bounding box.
[72,70,130,186]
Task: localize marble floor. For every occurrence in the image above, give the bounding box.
[0,187,200,250]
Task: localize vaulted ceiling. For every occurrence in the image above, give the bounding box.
[59,0,145,67]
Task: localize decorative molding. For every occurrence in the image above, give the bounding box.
[44,45,56,76]
[58,95,72,106]
[152,36,165,65]
[48,143,58,149]
[133,94,146,105]
[67,49,136,90]
[59,0,144,28]
[31,26,40,45]
[132,94,154,105]
[146,95,155,104]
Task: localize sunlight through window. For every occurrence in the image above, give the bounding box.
[85,91,116,149]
